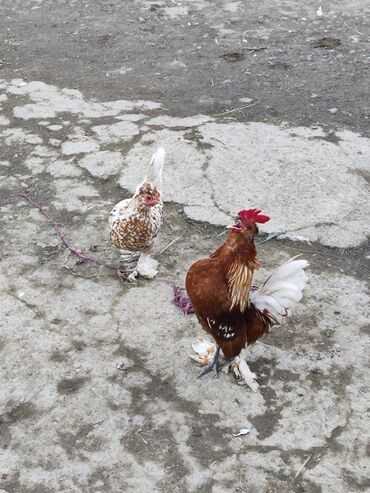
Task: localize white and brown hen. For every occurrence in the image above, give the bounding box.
[109,147,165,278]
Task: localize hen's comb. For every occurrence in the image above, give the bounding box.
[238,208,270,224]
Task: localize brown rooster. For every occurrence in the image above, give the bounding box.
[186,208,308,389]
[109,147,165,279]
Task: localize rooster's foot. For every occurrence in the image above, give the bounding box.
[197,346,229,379]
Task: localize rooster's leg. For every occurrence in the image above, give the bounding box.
[231,351,259,391]
[197,346,229,378]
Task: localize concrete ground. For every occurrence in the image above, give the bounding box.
[0,1,369,492]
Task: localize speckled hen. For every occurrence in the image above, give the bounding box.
[109,148,165,278]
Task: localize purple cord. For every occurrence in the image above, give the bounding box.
[2,191,129,280]
[172,285,194,314]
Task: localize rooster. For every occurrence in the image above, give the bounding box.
[186,208,308,390]
[109,147,165,279]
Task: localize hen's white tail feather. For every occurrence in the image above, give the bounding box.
[144,147,165,192]
[250,256,309,324]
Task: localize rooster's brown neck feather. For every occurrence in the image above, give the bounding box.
[213,232,259,312]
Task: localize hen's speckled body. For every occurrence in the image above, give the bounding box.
[109,148,165,279]
[109,191,163,253]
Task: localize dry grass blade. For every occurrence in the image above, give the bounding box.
[214,103,256,117]
[294,455,312,480]
[155,237,180,256]
[343,22,370,40]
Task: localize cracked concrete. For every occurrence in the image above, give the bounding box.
[2,78,369,246]
[0,1,370,493]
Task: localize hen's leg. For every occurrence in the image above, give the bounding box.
[120,250,140,265]
[197,346,229,378]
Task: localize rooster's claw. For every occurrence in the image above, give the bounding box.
[197,346,229,379]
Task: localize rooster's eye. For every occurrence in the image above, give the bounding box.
[235,221,242,229]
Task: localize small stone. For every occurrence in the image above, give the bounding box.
[62,139,99,155]
[49,139,61,147]
[48,124,63,131]
[329,108,338,114]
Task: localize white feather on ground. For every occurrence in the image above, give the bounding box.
[190,337,216,365]
[136,253,159,279]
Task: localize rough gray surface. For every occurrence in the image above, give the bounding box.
[0,1,370,493]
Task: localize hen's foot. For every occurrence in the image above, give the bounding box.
[197,346,229,378]
[120,252,139,270]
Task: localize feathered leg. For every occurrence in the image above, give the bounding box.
[119,250,140,266]
[231,349,259,391]
[197,346,229,378]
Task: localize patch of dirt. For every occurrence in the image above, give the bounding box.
[311,37,341,49]
[57,377,90,394]
[222,52,245,62]
[268,61,290,70]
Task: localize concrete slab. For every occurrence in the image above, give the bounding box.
[0,2,369,492]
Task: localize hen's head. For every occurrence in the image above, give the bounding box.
[229,208,270,239]
[137,182,161,208]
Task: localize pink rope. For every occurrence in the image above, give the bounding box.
[1,191,129,279]
[172,285,194,314]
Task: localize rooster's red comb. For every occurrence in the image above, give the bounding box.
[237,208,270,224]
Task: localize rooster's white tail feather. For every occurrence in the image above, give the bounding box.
[250,256,309,324]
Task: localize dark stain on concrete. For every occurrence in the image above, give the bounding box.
[58,423,105,459]
[86,468,118,493]
[0,471,54,493]
[117,345,233,475]
[0,401,37,451]
[49,349,69,362]
[57,376,90,394]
